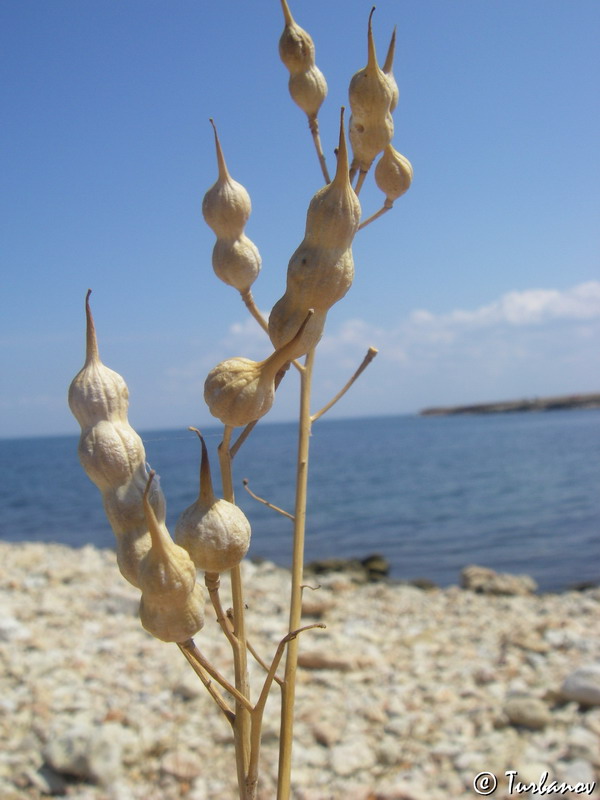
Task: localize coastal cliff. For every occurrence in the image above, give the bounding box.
[420,392,600,417]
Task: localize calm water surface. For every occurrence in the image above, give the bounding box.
[1,411,598,591]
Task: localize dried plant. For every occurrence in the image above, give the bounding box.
[68,4,412,798]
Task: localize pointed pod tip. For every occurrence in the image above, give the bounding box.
[84,289,99,365]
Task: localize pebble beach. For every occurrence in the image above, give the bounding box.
[1,541,599,800]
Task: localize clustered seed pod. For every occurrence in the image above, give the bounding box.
[138,472,205,643]
[202,120,261,293]
[68,291,165,587]
[278,0,327,122]
[374,143,413,207]
[268,109,361,360]
[204,311,313,427]
[175,429,251,573]
[348,8,394,177]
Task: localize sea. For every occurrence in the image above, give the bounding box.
[1,410,599,592]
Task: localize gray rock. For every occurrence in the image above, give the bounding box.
[561,664,600,706]
[505,694,552,730]
[461,565,537,595]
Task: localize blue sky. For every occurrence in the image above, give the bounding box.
[1,0,599,438]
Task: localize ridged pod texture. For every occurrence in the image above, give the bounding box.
[202,174,251,240]
[204,311,314,427]
[68,292,165,588]
[138,474,205,643]
[176,499,251,573]
[348,9,394,172]
[375,144,413,203]
[279,0,327,118]
[288,65,327,117]
[212,234,261,291]
[202,120,261,292]
[268,109,360,357]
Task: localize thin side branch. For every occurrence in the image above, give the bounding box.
[248,623,325,795]
[177,641,235,726]
[358,201,393,231]
[308,115,331,184]
[311,347,378,422]
[243,479,295,521]
[240,289,270,334]
[178,639,253,714]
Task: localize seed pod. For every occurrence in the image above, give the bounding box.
[77,420,145,492]
[68,291,164,588]
[278,0,315,73]
[68,296,129,429]
[348,8,394,119]
[205,311,313,427]
[175,429,251,573]
[383,27,399,113]
[348,8,394,174]
[279,0,327,120]
[211,234,261,292]
[268,298,327,359]
[298,113,360,251]
[138,472,205,643]
[202,120,252,240]
[288,64,327,118]
[269,109,360,356]
[375,144,413,205]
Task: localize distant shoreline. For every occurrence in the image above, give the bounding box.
[420,392,600,417]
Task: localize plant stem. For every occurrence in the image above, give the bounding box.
[276,347,316,800]
[308,115,331,184]
[218,425,251,799]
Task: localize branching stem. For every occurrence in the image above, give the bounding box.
[276,347,316,799]
[308,115,331,184]
[311,347,378,422]
[243,478,295,521]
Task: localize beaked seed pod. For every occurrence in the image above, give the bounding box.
[269,109,360,357]
[204,311,313,427]
[175,429,251,573]
[348,8,394,173]
[298,114,360,252]
[202,120,251,240]
[278,0,316,73]
[68,297,129,430]
[211,234,261,292]
[68,291,165,588]
[383,27,399,113]
[375,144,413,204]
[138,472,205,643]
[348,9,394,120]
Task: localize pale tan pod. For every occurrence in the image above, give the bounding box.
[383,27,399,113]
[78,420,145,492]
[268,295,326,356]
[68,292,130,429]
[175,430,251,573]
[288,64,327,118]
[349,112,394,173]
[140,585,206,644]
[278,0,316,73]
[202,120,251,240]
[138,473,205,643]
[114,526,152,588]
[302,109,360,249]
[204,312,314,427]
[287,247,354,311]
[375,144,413,203]
[348,8,394,121]
[211,234,261,291]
